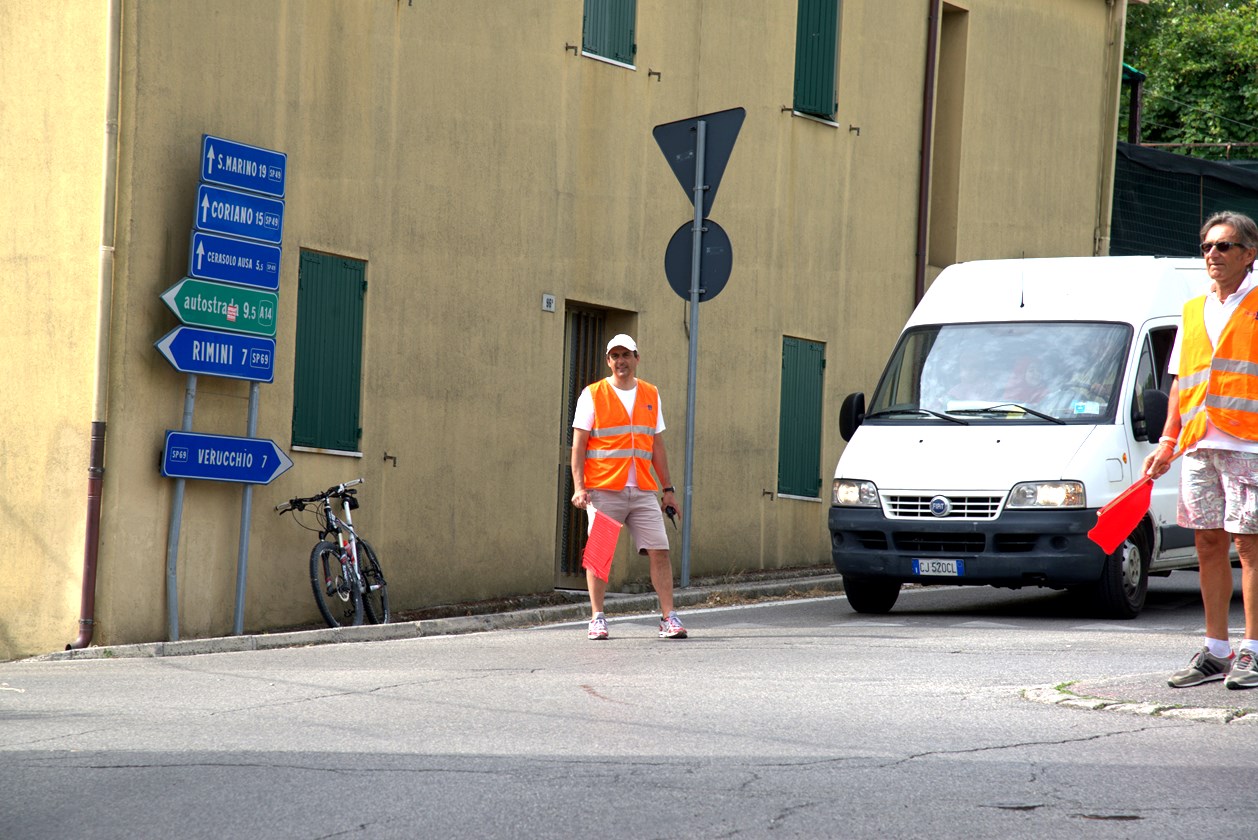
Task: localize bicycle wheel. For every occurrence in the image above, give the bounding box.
[309,540,363,628]
[358,538,391,624]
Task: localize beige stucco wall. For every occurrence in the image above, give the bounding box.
[0,1,106,659]
[1,0,1128,659]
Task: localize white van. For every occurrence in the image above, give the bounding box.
[829,256,1205,618]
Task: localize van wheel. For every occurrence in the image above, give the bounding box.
[842,575,901,614]
[1091,528,1151,619]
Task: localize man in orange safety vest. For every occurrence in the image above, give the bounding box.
[1145,211,1258,690]
[571,334,687,641]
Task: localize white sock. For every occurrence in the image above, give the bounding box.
[1240,639,1258,654]
[1206,637,1232,658]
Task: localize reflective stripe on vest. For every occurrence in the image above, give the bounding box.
[583,378,660,491]
[1179,287,1258,448]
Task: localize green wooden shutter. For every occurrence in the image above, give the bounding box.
[583,0,637,65]
[778,337,825,497]
[794,0,840,119]
[292,250,365,452]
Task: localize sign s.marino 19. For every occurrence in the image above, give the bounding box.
[201,134,287,198]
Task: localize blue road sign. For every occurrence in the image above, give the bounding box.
[189,230,281,291]
[201,135,287,198]
[162,431,293,484]
[195,183,284,245]
[155,325,275,382]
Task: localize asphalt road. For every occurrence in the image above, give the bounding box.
[2,573,1256,839]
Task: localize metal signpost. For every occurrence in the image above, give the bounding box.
[161,135,288,640]
[653,107,744,587]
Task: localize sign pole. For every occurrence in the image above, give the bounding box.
[653,107,743,590]
[680,119,707,589]
[165,373,197,641]
[232,382,260,635]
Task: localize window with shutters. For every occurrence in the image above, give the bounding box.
[291,250,366,454]
[778,337,825,498]
[793,0,842,120]
[582,0,636,68]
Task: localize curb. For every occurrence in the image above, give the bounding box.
[30,574,846,663]
[1022,683,1258,725]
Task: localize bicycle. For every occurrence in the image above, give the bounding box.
[276,478,390,628]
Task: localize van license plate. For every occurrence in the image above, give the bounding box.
[912,558,963,576]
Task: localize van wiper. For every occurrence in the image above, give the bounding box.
[863,407,969,425]
[947,402,1066,424]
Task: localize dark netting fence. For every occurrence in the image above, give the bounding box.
[1110,142,1258,257]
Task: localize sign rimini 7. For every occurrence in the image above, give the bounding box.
[162,431,293,484]
[154,325,275,382]
[160,277,277,337]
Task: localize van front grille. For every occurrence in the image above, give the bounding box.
[884,493,1003,520]
[893,532,985,553]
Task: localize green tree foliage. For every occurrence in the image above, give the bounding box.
[1122,0,1258,159]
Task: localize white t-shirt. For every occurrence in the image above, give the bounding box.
[572,378,666,488]
[1167,273,1258,454]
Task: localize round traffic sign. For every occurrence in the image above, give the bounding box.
[664,219,732,302]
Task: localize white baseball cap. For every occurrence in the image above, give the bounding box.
[606,334,638,353]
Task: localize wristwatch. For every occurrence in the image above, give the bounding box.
[662,486,675,493]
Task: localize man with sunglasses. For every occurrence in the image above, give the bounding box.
[1145,211,1258,690]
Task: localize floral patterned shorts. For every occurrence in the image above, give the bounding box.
[1178,448,1258,534]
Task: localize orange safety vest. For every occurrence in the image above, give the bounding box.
[1178,286,1258,448]
[583,378,660,491]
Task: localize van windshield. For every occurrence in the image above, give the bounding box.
[866,321,1132,424]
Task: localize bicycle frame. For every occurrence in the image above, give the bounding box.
[321,494,363,594]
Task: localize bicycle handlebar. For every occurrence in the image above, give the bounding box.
[275,478,365,513]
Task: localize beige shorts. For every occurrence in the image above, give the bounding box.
[1178,448,1258,534]
[588,487,670,554]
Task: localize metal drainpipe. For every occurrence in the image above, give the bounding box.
[914,0,941,305]
[1093,0,1124,257]
[68,0,122,650]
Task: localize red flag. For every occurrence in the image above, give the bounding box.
[1087,448,1182,554]
[581,507,622,582]
[1087,475,1153,554]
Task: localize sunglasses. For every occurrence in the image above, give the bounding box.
[1200,240,1250,255]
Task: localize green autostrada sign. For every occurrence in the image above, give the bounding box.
[160,277,277,337]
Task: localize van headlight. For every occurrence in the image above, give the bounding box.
[1007,481,1085,508]
[833,479,879,507]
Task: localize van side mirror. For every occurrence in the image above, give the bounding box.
[839,392,866,442]
[1137,389,1168,443]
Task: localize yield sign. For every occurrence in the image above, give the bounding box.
[652,107,745,219]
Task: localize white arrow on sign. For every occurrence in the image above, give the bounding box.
[206,144,215,174]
